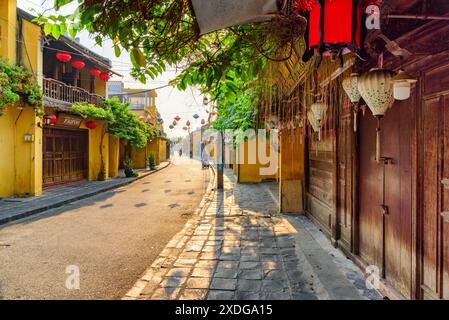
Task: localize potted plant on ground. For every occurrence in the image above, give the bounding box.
[123,157,138,177]
[147,153,157,170]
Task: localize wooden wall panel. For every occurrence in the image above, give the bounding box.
[306,131,335,236]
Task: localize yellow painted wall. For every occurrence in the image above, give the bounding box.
[237,137,278,183]
[80,119,109,181]
[0,106,43,197]
[159,139,167,163]
[108,135,120,177]
[148,139,160,165]
[0,0,17,63]
[0,2,43,197]
[131,146,147,169]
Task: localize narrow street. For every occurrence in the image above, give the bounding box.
[0,157,209,300]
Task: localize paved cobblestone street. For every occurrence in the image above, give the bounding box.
[125,169,381,300]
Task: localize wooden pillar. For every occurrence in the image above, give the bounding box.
[279,128,305,213]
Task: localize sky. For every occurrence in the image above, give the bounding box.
[17,0,211,138]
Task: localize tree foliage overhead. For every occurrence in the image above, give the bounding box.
[38,0,305,130]
[69,98,158,148]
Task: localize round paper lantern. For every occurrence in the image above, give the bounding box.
[358,68,395,162]
[342,73,361,103]
[342,73,362,132]
[85,121,97,129]
[203,96,209,106]
[169,125,174,129]
[43,114,57,126]
[71,59,85,69]
[157,117,162,122]
[392,69,417,101]
[193,114,199,119]
[201,119,206,125]
[172,120,177,126]
[89,68,101,77]
[99,73,111,81]
[311,101,327,123]
[56,51,72,63]
[174,115,181,122]
[210,111,216,116]
[307,111,320,133]
[357,68,395,118]
[183,126,188,131]
[186,120,191,127]
[310,101,327,141]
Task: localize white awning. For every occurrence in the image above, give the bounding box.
[190,0,280,35]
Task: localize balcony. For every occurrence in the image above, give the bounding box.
[43,78,104,110]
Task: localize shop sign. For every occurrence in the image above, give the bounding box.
[56,113,83,128]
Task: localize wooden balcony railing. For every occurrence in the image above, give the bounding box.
[43,78,104,106]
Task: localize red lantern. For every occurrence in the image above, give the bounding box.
[174,115,181,122]
[85,121,97,129]
[99,73,111,81]
[186,120,191,127]
[89,68,101,77]
[183,127,188,131]
[56,51,72,63]
[43,114,57,126]
[304,0,362,61]
[172,120,177,126]
[56,51,72,74]
[71,59,85,69]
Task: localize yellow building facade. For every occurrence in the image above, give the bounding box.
[0,2,118,198]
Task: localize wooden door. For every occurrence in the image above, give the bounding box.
[420,93,449,300]
[358,100,413,298]
[43,129,87,187]
[337,111,354,253]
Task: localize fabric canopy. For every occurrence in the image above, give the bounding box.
[190,0,280,35]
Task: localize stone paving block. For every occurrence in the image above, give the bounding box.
[219,254,240,261]
[199,252,220,260]
[235,291,261,300]
[217,261,239,269]
[238,269,263,280]
[214,268,238,279]
[191,268,215,278]
[179,289,208,300]
[160,277,187,288]
[166,268,192,278]
[203,245,221,252]
[151,257,166,268]
[174,258,197,267]
[240,254,260,262]
[210,278,237,291]
[196,260,218,268]
[240,262,262,270]
[207,290,235,300]
[263,269,288,281]
[186,277,212,289]
[237,279,262,292]
[261,291,291,300]
[261,279,289,292]
[151,287,181,300]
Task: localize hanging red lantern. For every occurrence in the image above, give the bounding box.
[210,111,216,116]
[43,114,57,126]
[56,51,72,63]
[71,59,85,69]
[186,120,191,127]
[172,120,177,126]
[56,51,72,74]
[85,121,97,130]
[304,0,362,61]
[174,115,181,122]
[183,126,188,131]
[99,73,111,81]
[89,68,101,77]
